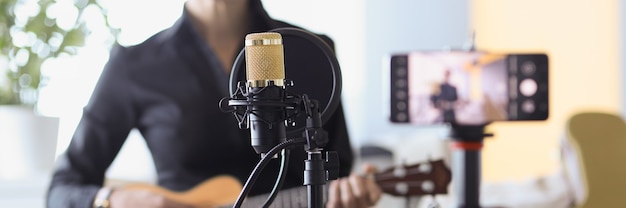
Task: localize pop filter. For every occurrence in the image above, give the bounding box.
[229,27,342,138]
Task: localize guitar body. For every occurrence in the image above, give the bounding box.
[124,175,242,208]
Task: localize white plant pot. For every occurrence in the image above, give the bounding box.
[0,105,59,179]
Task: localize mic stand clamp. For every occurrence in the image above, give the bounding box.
[301,95,339,208]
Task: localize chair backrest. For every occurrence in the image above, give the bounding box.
[566,112,626,207]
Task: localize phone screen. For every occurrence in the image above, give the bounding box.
[388,51,548,125]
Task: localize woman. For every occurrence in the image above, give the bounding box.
[46,0,381,207]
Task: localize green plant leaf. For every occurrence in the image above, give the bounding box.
[0,0,117,106]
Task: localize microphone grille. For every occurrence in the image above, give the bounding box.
[245,32,285,87]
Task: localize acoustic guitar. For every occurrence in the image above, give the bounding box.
[123,159,451,208]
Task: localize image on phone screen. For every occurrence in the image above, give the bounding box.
[388,51,548,125]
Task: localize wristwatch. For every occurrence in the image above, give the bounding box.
[93,187,113,208]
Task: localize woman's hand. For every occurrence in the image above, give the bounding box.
[327,164,383,208]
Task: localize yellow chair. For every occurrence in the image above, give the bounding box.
[565,112,626,207]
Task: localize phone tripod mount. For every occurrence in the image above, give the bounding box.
[449,123,493,208]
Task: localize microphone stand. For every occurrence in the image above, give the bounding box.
[301,95,340,208]
[448,123,493,208]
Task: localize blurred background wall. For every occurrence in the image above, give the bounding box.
[472,0,622,182]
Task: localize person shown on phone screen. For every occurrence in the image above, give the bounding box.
[431,69,458,123]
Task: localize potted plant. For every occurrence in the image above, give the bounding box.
[0,0,117,179]
[1,0,118,106]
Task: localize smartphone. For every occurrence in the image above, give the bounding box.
[387,50,549,125]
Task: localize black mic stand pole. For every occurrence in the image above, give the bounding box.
[448,123,493,208]
[301,96,339,208]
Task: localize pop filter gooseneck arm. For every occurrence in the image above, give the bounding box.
[223,27,343,208]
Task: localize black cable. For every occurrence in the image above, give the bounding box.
[232,138,305,208]
[261,148,291,208]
